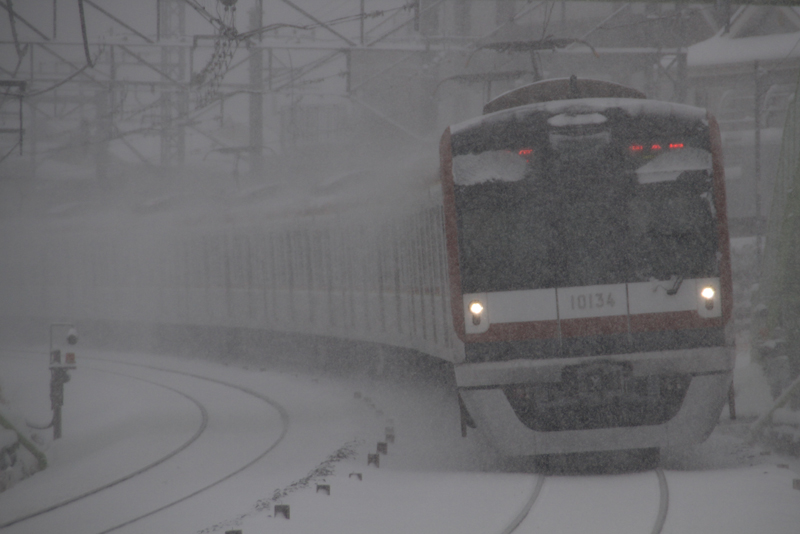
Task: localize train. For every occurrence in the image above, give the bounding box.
[442,77,734,456]
[0,77,734,459]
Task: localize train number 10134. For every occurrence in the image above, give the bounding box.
[570,292,616,310]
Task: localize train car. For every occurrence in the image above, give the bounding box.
[440,77,735,456]
[0,76,735,461]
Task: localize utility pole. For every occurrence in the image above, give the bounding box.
[676,2,687,103]
[360,0,365,45]
[95,46,114,182]
[754,61,764,262]
[95,86,110,181]
[249,0,264,178]
[158,0,187,170]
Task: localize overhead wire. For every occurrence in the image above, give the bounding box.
[540,0,556,41]
[363,6,407,41]
[235,4,415,42]
[596,5,713,31]
[77,0,95,68]
[192,0,404,108]
[11,1,420,155]
[193,4,415,107]
[5,0,22,60]
[301,0,353,28]
[0,139,21,164]
[25,48,106,98]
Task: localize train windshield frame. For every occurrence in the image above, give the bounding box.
[450,103,720,294]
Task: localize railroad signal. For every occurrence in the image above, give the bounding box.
[50,350,76,370]
[48,324,78,439]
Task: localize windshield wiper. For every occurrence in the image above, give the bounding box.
[666,275,684,295]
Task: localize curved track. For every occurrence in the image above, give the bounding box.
[502,467,669,534]
[652,467,669,534]
[500,474,546,534]
[92,358,290,534]
[0,354,289,534]
[0,368,209,529]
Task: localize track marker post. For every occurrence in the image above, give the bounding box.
[274,504,290,519]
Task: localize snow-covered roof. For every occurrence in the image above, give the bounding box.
[688,31,800,67]
[688,6,800,68]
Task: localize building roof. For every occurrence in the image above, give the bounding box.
[688,6,800,68]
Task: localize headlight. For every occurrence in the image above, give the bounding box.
[700,286,715,309]
[469,301,484,325]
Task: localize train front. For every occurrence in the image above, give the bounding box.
[441,98,735,456]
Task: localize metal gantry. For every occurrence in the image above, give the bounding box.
[0,0,790,180]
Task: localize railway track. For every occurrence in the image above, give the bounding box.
[502,467,669,534]
[0,353,289,534]
[0,367,210,530]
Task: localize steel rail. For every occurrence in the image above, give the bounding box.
[0,367,209,529]
[498,466,667,534]
[86,358,290,534]
[652,467,670,534]
[500,475,546,534]
[0,353,289,534]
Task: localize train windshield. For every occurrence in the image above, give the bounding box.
[450,107,719,294]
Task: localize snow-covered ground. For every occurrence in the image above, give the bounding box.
[0,342,799,534]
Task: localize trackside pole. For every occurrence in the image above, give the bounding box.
[749,373,800,444]
[49,355,74,440]
[48,324,78,440]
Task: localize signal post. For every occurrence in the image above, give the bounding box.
[48,324,78,440]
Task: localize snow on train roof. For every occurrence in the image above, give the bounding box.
[449,97,708,136]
